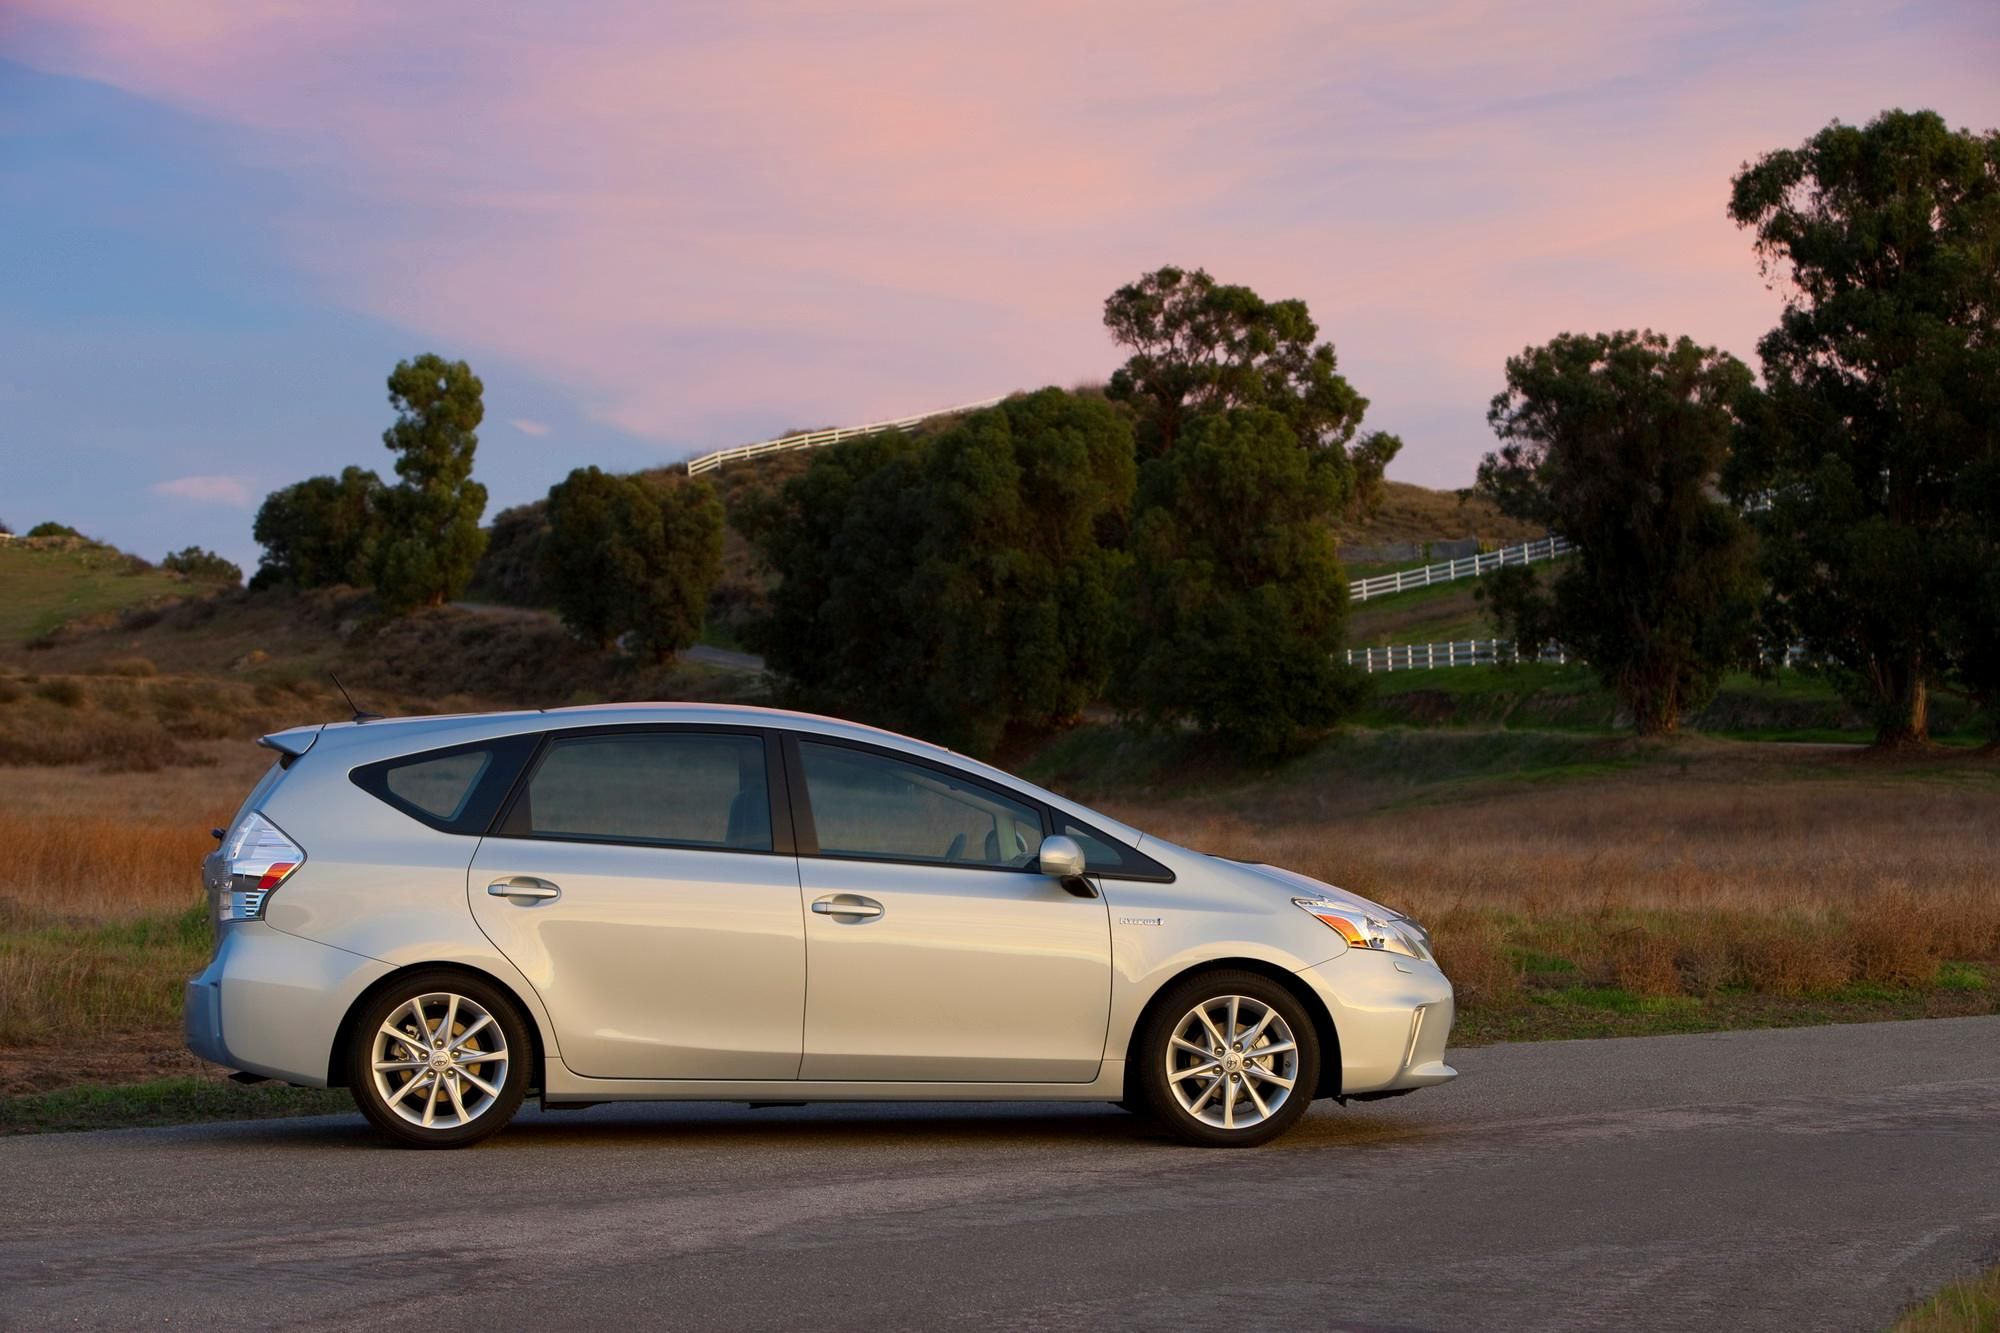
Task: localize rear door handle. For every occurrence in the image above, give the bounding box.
[812,896,883,919]
[488,878,560,901]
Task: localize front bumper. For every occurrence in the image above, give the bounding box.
[184,922,392,1087]
[1296,948,1458,1096]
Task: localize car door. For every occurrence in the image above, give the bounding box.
[469,726,806,1080]
[788,736,1111,1083]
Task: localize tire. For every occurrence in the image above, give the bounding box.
[1132,969,1321,1148]
[346,970,531,1149]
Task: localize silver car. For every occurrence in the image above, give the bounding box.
[186,703,1455,1148]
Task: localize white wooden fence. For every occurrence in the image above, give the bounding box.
[1348,534,1572,603]
[1345,639,1572,673]
[1347,638,1814,673]
[683,396,1009,476]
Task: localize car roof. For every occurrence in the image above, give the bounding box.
[272,701,1143,844]
[306,701,953,754]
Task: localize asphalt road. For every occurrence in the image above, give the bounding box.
[4,1016,1997,1332]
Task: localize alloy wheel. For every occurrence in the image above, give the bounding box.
[368,991,510,1130]
[1163,994,1299,1131]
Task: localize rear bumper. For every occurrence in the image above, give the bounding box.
[184,922,392,1087]
[1296,949,1458,1096]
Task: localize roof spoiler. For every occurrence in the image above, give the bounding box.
[257,725,323,759]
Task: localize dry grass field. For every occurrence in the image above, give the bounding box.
[0,741,269,1091]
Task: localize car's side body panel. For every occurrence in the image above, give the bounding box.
[796,856,1111,1082]
[468,836,808,1079]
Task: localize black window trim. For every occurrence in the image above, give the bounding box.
[350,734,541,836]
[485,723,796,857]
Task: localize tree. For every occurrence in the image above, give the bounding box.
[470,502,553,606]
[1939,452,2000,741]
[1119,406,1367,757]
[1474,331,1760,735]
[746,389,1136,754]
[160,546,243,587]
[542,466,723,660]
[1104,266,1369,460]
[642,479,727,659]
[1726,109,2000,745]
[249,466,383,589]
[371,355,490,612]
[908,389,1135,750]
[26,521,81,539]
[1344,430,1403,521]
[1104,265,1402,531]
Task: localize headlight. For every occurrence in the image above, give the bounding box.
[1294,899,1434,963]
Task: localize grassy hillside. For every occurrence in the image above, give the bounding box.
[1347,578,1491,647]
[4,590,762,721]
[1335,479,1544,548]
[0,541,195,643]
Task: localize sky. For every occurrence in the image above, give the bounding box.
[2,1,1997,573]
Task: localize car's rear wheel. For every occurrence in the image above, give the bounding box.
[1134,970,1321,1148]
[346,971,530,1149]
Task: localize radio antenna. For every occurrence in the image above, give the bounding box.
[327,670,381,722]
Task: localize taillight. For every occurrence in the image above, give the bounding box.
[217,811,305,922]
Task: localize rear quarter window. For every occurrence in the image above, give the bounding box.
[384,750,491,821]
[352,735,539,834]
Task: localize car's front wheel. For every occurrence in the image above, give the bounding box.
[346,971,531,1149]
[1134,970,1321,1148]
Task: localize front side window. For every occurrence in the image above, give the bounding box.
[1060,819,1172,881]
[798,741,1044,868]
[512,732,772,851]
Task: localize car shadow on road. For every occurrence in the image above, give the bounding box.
[218,1099,1436,1156]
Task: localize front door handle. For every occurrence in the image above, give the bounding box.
[812,896,883,919]
[488,878,560,901]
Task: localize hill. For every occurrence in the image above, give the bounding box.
[0,538,203,643]
[472,434,1529,643]
[1335,479,1543,550]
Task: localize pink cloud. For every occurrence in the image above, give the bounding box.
[10,0,1999,483]
[151,474,254,507]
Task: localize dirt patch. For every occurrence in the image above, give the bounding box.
[0,1030,214,1097]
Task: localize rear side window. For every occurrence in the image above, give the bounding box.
[798,740,1044,868]
[385,750,490,820]
[507,731,773,851]
[352,735,539,834]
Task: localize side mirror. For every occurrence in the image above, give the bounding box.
[1038,835,1086,878]
[1037,835,1095,897]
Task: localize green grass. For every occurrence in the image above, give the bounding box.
[0,1077,352,1135]
[1938,962,1990,992]
[0,907,213,1046]
[1347,579,1493,649]
[0,543,193,642]
[1892,1266,2000,1333]
[1359,661,1994,744]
